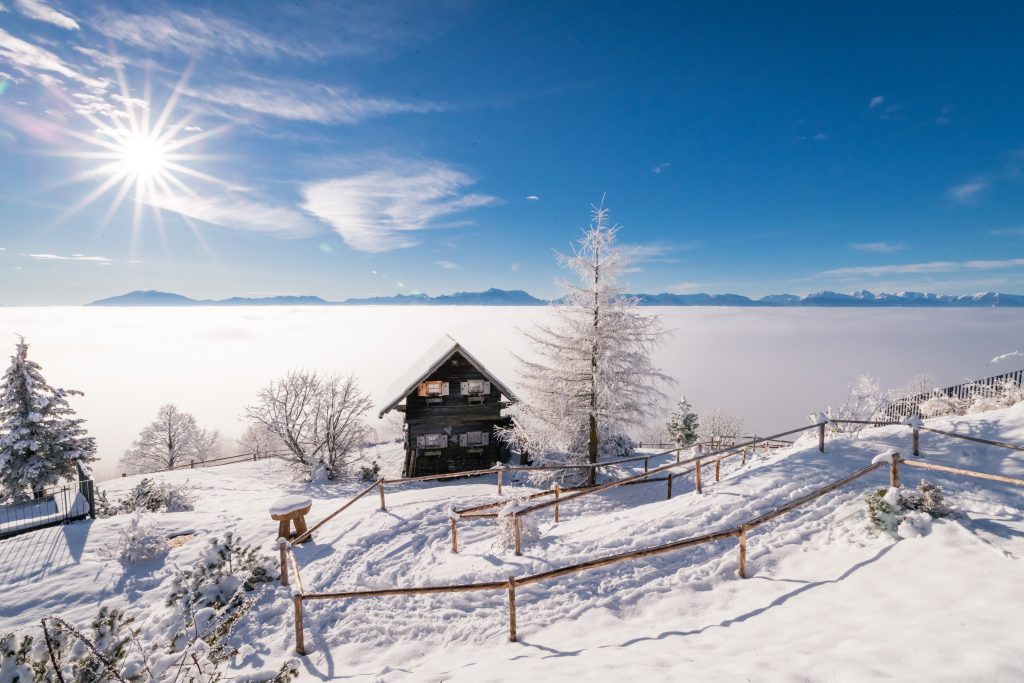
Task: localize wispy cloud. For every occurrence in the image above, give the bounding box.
[620,242,681,264]
[869,95,885,109]
[435,260,458,269]
[23,252,111,263]
[510,262,520,272]
[652,162,671,174]
[91,9,323,61]
[301,158,501,253]
[850,241,905,254]
[146,192,323,239]
[990,227,1024,236]
[0,28,107,91]
[188,77,441,125]
[823,258,1024,278]
[525,195,539,201]
[14,0,78,30]
[948,178,990,203]
[667,282,701,293]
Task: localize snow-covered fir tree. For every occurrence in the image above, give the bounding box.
[0,337,96,502]
[666,397,699,447]
[499,203,672,485]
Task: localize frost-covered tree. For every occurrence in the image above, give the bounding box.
[0,337,96,502]
[245,371,373,480]
[120,404,219,474]
[697,409,744,444]
[828,373,886,435]
[666,397,699,447]
[499,203,672,485]
[237,422,282,460]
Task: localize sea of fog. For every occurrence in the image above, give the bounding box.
[1,306,1021,481]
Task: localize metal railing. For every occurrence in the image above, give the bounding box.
[0,467,95,540]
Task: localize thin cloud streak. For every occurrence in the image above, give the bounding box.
[145,192,324,239]
[14,0,78,29]
[301,159,501,253]
[188,78,442,124]
[0,27,107,91]
[23,252,111,262]
[850,241,905,253]
[823,258,1024,278]
[949,179,989,203]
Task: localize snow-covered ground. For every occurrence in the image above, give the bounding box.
[1,405,1021,681]
[2,306,1023,480]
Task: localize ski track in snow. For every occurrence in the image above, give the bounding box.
[0,408,1022,681]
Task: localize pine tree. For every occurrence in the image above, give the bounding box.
[0,337,96,502]
[499,203,672,485]
[666,397,699,447]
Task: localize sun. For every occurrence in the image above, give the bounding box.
[52,61,231,246]
[118,132,168,181]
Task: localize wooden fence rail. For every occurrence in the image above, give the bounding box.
[290,459,891,653]
[281,415,1024,656]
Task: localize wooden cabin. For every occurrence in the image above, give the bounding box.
[378,335,518,477]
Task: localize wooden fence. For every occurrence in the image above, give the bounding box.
[277,416,1024,655]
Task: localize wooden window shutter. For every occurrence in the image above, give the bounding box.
[442,382,450,396]
[416,435,425,447]
[460,381,468,395]
[483,381,491,394]
[417,383,428,397]
[482,432,490,446]
[458,433,467,447]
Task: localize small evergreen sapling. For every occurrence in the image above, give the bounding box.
[666,397,699,447]
[866,479,951,536]
[0,337,96,502]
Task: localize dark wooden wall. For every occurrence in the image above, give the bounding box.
[402,351,513,476]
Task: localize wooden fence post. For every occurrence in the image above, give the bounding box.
[498,467,504,496]
[738,527,748,579]
[507,576,518,642]
[742,448,747,466]
[667,473,673,500]
[913,427,920,457]
[890,452,901,488]
[715,458,721,482]
[279,539,289,587]
[695,458,703,494]
[294,595,305,655]
[644,457,649,473]
[513,514,523,556]
[676,448,681,464]
[378,480,386,512]
[554,484,561,523]
[450,518,458,553]
[190,459,195,469]
[818,423,825,452]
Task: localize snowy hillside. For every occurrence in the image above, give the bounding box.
[2,407,1022,681]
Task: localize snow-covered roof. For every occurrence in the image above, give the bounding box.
[377,334,518,418]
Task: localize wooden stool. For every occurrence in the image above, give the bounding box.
[269,495,313,543]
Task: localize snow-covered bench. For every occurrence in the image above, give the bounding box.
[270,495,313,543]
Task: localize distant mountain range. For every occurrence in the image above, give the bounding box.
[87,289,1024,307]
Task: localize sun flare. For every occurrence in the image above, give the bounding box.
[52,61,230,247]
[118,132,169,181]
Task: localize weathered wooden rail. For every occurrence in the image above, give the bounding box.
[279,414,1024,655]
[289,458,897,653]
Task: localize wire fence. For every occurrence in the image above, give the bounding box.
[882,369,1024,421]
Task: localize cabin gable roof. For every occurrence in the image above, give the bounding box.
[377,334,518,418]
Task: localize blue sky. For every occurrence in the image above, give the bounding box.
[1,0,1022,304]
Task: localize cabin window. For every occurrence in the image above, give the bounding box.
[418,381,449,397]
[461,379,490,396]
[417,433,449,448]
[458,431,490,447]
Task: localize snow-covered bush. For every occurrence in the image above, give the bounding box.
[358,461,381,483]
[866,480,951,537]
[827,373,887,435]
[97,478,195,517]
[101,511,170,565]
[0,608,145,682]
[917,393,966,418]
[495,498,541,551]
[163,533,278,649]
